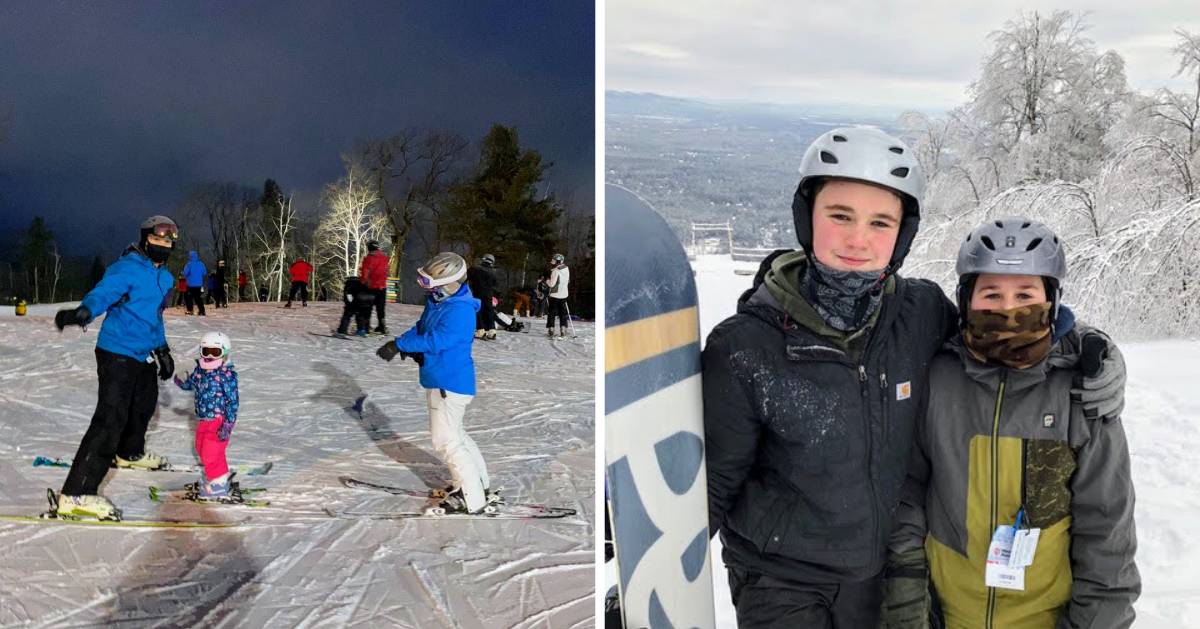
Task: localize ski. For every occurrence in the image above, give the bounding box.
[0,513,249,528]
[338,476,576,516]
[33,456,273,476]
[324,505,575,521]
[148,484,270,508]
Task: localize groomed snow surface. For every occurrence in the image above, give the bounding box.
[691,254,1200,628]
[0,301,595,628]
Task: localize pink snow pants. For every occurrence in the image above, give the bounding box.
[194,417,229,480]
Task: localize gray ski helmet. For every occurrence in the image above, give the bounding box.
[138,215,178,263]
[417,252,467,288]
[552,253,565,265]
[955,216,1067,324]
[481,253,496,267]
[792,127,925,270]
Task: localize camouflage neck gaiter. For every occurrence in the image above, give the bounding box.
[963,302,1053,369]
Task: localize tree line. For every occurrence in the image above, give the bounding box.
[1,124,595,318]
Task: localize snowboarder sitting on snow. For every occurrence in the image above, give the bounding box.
[375,252,493,514]
[52,215,179,520]
[336,275,375,337]
[173,332,241,500]
[881,218,1139,628]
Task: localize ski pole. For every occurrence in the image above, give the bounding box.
[564,301,576,338]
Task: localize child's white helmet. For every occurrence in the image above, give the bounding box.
[200,331,232,359]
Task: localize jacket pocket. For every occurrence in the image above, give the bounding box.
[1023,439,1076,528]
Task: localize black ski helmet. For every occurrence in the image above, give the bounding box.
[139,215,178,264]
[791,128,924,272]
[367,240,381,252]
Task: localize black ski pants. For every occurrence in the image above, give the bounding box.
[546,297,568,329]
[726,568,884,629]
[61,348,159,495]
[533,296,547,318]
[213,286,228,308]
[337,293,375,334]
[370,288,387,329]
[287,280,309,305]
[476,293,496,331]
[185,286,206,315]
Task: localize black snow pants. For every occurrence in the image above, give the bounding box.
[61,348,160,495]
[287,281,309,305]
[546,297,568,329]
[370,288,387,330]
[337,292,375,334]
[726,567,884,629]
[185,287,206,315]
[477,293,496,332]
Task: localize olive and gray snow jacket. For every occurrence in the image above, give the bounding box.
[703,251,958,583]
[886,326,1139,629]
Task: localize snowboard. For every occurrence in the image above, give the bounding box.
[604,184,714,628]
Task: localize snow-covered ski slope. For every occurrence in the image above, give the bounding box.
[692,253,1200,628]
[0,301,595,627]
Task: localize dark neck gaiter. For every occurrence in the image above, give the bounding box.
[798,258,885,332]
[963,302,1053,369]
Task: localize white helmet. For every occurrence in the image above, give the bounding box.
[200,331,231,360]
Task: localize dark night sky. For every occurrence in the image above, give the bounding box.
[0,2,594,259]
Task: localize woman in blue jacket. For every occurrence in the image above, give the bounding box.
[375,252,492,514]
[52,216,179,520]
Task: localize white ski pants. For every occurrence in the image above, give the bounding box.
[427,389,490,511]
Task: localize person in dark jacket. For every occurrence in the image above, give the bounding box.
[52,215,180,520]
[360,240,390,333]
[532,274,549,317]
[466,253,498,340]
[702,128,1126,628]
[336,275,375,337]
[212,260,228,308]
[182,250,207,316]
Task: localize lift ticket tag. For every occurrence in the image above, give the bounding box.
[985,524,1025,590]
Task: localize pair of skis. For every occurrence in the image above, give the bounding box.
[330,476,577,520]
[32,455,274,477]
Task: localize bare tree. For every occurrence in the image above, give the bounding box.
[254,191,296,301]
[314,157,387,282]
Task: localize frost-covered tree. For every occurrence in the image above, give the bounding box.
[314,157,387,282]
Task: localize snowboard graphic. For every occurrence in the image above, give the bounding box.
[604,184,714,629]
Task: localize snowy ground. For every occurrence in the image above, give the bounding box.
[0,301,595,628]
[692,254,1200,628]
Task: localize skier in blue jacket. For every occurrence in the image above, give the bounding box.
[375,252,492,514]
[52,215,179,520]
[182,250,207,316]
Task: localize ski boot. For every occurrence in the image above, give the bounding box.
[52,491,121,521]
[115,451,168,470]
[474,329,485,339]
[547,328,556,339]
[196,472,236,501]
[429,488,498,516]
[356,328,368,337]
[484,330,497,341]
[374,325,389,335]
[431,485,502,505]
[284,302,292,308]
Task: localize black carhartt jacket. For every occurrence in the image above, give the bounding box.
[704,252,956,583]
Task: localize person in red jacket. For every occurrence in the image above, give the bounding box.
[174,274,188,308]
[359,240,390,333]
[285,257,314,307]
[237,270,248,301]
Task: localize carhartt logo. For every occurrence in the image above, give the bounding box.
[896,382,911,401]
[1043,414,1055,428]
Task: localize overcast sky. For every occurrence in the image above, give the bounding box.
[607,0,1200,112]
[0,2,593,258]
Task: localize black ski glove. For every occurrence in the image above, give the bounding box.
[1071,331,1125,422]
[376,340,401,362]
[401,351,425,366]
[152,346,174,381]
[54,305,91,331]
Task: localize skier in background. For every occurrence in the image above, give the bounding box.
[375,252,492,514]
[237,270,248,301]
[360,240,390,334]
[285,256,313,307]
[467,253,498,340]
[182,250,207,316]
[212,260,229,308]
[336,275,375,337]
[52,215,179,520]
[546,253,570,338]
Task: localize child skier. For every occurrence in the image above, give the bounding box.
[174,331,241,499]
[884,218,1139,627]
[375,252,492,514]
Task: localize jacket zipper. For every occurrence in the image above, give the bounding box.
[858,363,878,554]
[879,371,889,439]
[985,372,1008,629]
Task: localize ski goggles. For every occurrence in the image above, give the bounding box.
[148,222,180,241]
[200,346,225,358]
[416,266,465,289]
